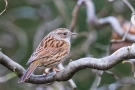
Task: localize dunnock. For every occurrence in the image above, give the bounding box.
[18,28,76,82]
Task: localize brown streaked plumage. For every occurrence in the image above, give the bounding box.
[18,28,76,83]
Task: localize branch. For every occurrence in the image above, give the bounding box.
[81,0,135,42]
[0,72,16,83]
[1,44,135,84]
[99,16,135,42]
[98,77,135,90]
[58,63,77,90]
[122,0,135,13]
[69,2,81,32]
[0,0,8,15]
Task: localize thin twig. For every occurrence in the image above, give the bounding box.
[105,70,119,80]
[69,3,81,32]
[58,63,77,90]
[122,0,135,13]
[97,71,103,86]
[0,0,8,15]
[98,77,135,90]
[90,70,118,90]
[108,0,115,2]
[109,21,132,57]
[131,14,135,28]
[111,22,132,43]
[90,71,103,90]
[122,60,135,75]
[0,72,16,83]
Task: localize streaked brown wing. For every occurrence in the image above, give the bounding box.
[26,36,67,64]
[27,47,62,65]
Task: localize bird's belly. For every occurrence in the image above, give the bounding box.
[39,57,62,68]
[39,55,67,68]
[39,49,69,68]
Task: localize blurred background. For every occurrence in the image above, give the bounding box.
[0,0,135,90]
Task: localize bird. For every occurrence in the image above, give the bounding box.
[18,28,76,83]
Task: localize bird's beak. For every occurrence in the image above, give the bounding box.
[71,33,77,36]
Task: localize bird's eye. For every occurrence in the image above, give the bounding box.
[63,32,67,35]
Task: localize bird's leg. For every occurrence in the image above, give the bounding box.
[43,68,51,76]
[53,67,61,72]
[52,67,61,76]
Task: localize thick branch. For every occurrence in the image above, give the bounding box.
[1,44,135,84]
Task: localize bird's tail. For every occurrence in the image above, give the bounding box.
[18,61,39,83]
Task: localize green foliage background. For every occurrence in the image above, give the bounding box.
[0,0,135,90]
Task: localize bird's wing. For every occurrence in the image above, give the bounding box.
[27,37,68,64]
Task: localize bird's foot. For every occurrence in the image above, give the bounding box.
[43,68,51,76]
[52,67,61,76]
[53,67,61,72]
